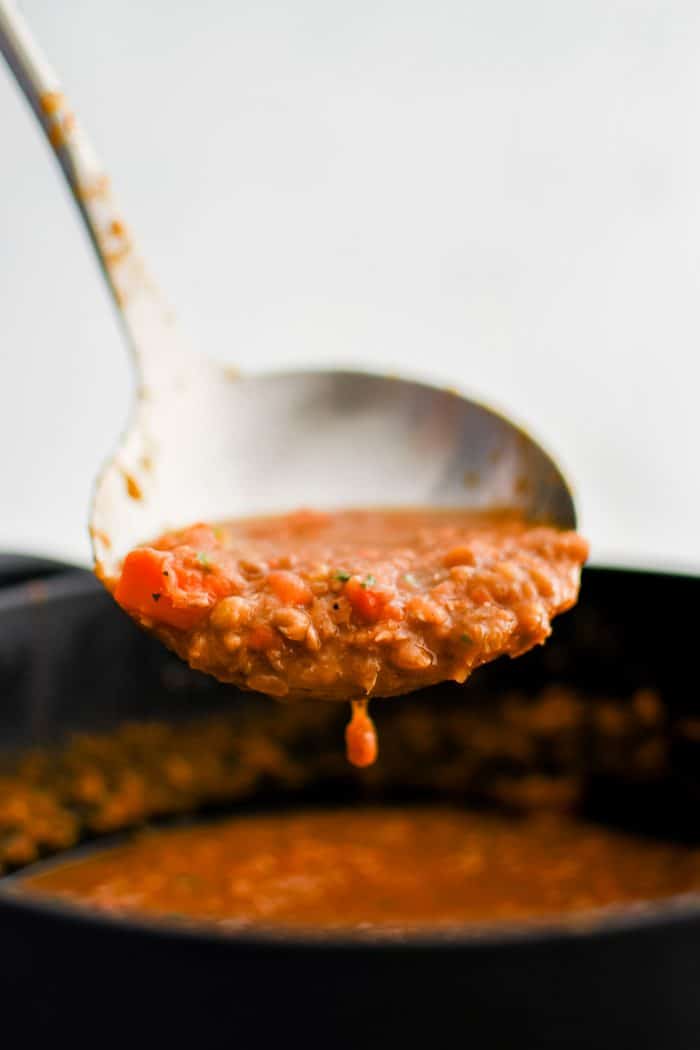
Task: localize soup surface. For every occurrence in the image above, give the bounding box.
[110,508,587,764]
[24,806,700,934]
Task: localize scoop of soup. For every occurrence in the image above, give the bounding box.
[109,508,588,764]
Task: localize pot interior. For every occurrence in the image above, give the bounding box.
[1,565,700,916]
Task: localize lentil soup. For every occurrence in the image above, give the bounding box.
[110,509,588,764]
[24,806,700,934]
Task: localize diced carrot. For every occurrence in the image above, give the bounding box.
[267,570,312,606]
[115,545,232,630]
[115,549,202,629]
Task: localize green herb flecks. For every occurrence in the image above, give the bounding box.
[361,574,377,590]
[197,551,211,569]
[334,570,351,582]
[461,632,472,644]
[403,573,418,587]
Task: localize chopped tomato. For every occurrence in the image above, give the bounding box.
[267,570,312,606]
[115,546,232,630]
[344,576,401,623]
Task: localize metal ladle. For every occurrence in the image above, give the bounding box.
[0,0,576,589]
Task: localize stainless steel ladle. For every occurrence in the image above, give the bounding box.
[0,0,576,588]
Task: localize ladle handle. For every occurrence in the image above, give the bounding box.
[0,0,187,384]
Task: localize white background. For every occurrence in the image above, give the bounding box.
[2,0,699,570]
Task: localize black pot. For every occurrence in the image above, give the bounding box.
[1,556,699,1049]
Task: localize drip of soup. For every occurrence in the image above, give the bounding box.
[109,508,588,764]
[24,806,700,934]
